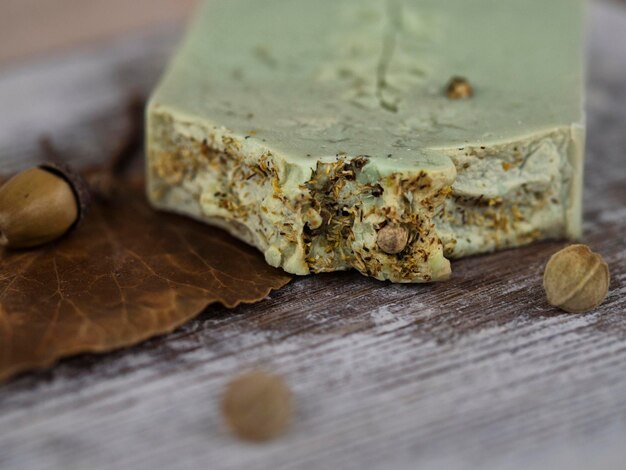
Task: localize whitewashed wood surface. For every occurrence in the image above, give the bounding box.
[0,3,625,470]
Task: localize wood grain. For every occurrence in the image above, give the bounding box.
[0,2,624,470]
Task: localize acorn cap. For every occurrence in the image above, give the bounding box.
[39,161,91,228]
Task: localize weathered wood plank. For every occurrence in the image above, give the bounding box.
[0,3,624,470]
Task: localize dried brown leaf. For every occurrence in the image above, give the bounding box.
[0,180,291,382]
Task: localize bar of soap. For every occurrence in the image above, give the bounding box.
[147,0,584,283]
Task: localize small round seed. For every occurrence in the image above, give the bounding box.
[221,370,293,442]
[446,76,473,99]
[377,224,409,255]
[543,244,610,313]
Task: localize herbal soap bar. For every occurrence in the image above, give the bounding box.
[147,0,585,282]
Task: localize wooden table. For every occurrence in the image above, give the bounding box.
[0,2,624,469]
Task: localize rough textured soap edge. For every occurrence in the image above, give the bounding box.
[146,101,585,282]
[146,105,456,282]
[566,123,585,239]
[433,125,584,259]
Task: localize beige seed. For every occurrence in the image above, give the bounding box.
[377,224,409,255]
[446,76,473,99]
[543,244,610,313]
[221,370,293,442]
[0,168,79,249]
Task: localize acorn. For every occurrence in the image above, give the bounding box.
[0,162,90,249]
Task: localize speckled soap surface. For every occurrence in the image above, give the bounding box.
[147,0,585,282]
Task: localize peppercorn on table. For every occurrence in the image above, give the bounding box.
[0,1,625,470]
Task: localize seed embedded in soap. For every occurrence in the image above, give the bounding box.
[377,224,409,255]
[446,76,473,99]
[543,244,610,313]
[221,370,293,442]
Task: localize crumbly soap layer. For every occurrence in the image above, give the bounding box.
[147,0,585,283]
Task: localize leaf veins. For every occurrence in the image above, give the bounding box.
[0,181,292,382]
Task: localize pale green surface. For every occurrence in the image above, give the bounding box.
[147,0,585,281]
[151,0,584,174]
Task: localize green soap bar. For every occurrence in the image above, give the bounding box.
[147,0,585,282]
